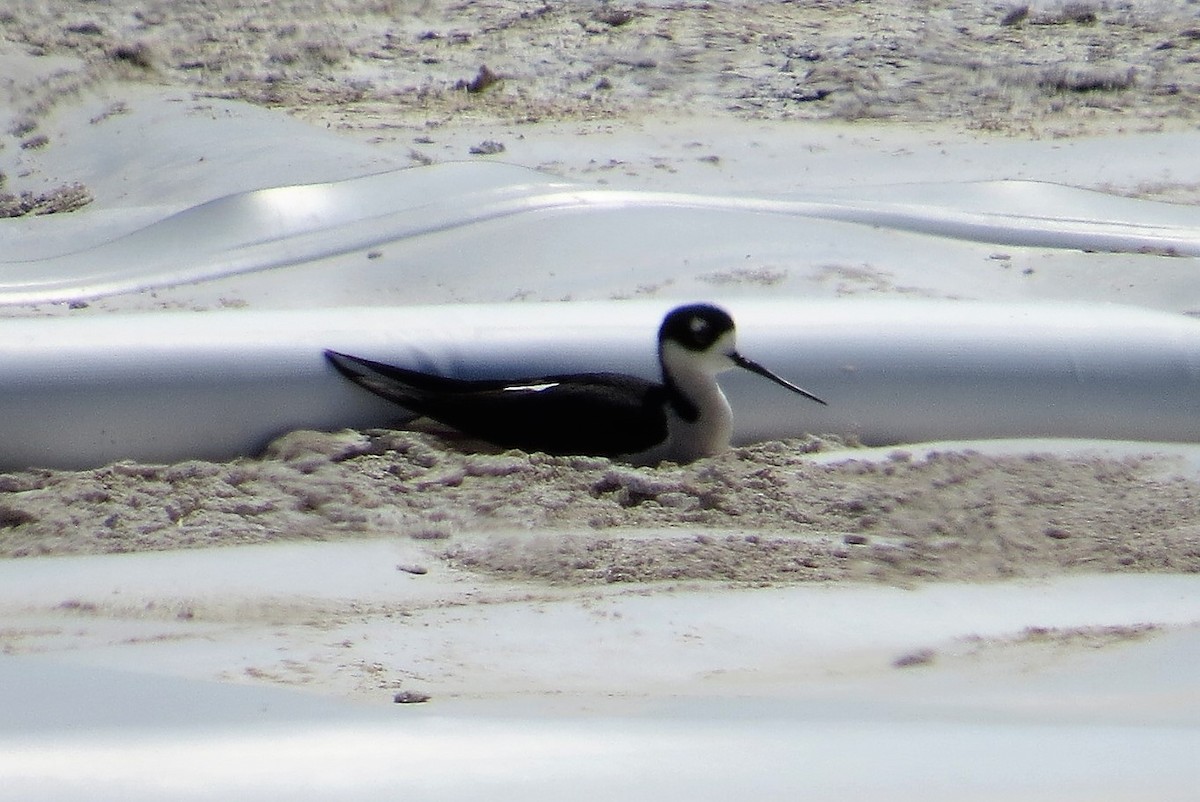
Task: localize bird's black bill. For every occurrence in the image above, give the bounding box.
[732,353,827,406]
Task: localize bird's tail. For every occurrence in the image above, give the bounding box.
[323,350,472,407]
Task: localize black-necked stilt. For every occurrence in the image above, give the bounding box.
[324,303,826,463]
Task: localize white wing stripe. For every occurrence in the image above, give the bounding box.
[502,382,560,393]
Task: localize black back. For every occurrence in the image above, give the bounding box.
[325,351,668,457]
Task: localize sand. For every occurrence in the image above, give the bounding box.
[6,0,1200,143]
[6,0,1200,211]
[3,426,1199,586]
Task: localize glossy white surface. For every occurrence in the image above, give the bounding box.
[4,298,1200,468]
[3,543,1200,800]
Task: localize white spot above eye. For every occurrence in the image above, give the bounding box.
[503,382,559,393]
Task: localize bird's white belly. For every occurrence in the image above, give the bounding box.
[661,392,735,464]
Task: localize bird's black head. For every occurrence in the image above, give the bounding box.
[658,303,736,354]
[657,302,829,408]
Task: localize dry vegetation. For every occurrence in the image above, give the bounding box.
[0,183,93,217]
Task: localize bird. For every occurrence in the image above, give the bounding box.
[324,303,826,464]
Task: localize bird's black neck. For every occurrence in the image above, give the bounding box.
[662,372,700,423]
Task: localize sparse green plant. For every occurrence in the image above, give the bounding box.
[109,41,155,69]
[1037,65,1135,93]
[1000,5,1029,26]
[0,184,94,217]
[8,117,38,137]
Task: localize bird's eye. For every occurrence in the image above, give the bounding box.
[689,317,709,337]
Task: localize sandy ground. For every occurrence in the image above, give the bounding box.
[3,429,1200,587]
[6,0,1200,139]
[6,0,1200,203]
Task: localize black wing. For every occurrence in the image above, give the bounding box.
[325,350,667,457]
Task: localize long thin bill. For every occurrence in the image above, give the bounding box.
[732,353,828,406]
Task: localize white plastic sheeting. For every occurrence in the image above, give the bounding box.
[3,164,1199,308]
[5,569,1200,801]
[2,298,1198,470]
